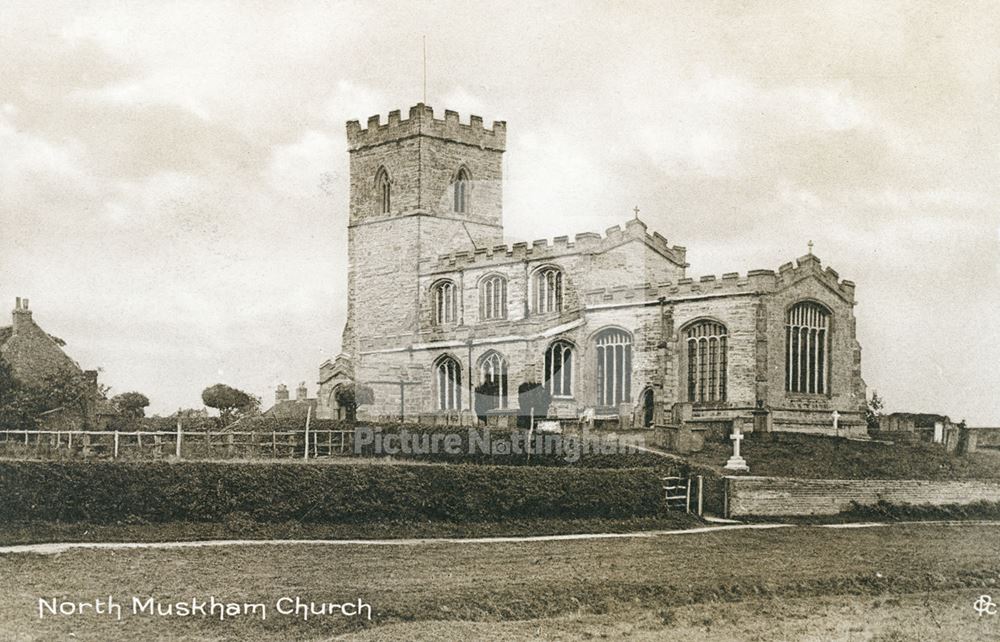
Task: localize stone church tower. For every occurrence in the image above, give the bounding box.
[341,104,507,358]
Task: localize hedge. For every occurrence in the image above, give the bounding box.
[353,424,680,469]
[0,460,664,524]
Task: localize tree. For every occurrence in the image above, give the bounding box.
[517,381,552,429]
[0,365,93,430]
[864,390,884,432]
[474,380,501,425]
[112,392,150,419]
[201,384,260,425]
[334,383,374,422]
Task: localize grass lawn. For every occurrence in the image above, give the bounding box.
[341,591,1000,641]
[2,523,998,640]
[684,432,1000,479]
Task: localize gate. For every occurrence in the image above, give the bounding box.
[661,475,704,515]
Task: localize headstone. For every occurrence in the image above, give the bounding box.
[536,420,562,434]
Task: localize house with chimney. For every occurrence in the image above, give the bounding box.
[0,297,115,430]
[262,382,318,421]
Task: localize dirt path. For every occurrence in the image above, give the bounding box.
[3,520,1000,556]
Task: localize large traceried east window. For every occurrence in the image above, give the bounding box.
[435,355,462,411]
[453,167,470,213]
[375,167,391,214]
[595,328,632,407]
[478,351,509,409]
[479,274,507,320]
[786,301,830,394]
[544,340,574,398]
[686,321,728,403]
[432,280,457,325]
[532,266,563,314]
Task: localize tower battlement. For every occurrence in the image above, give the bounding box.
[420,217,688,272]
[347,104,507,152]
[581,254,856,305]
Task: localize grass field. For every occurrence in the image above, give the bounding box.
[2,523,998,640]
[0,514,701,547]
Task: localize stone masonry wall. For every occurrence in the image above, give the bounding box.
[725,476,1000,517]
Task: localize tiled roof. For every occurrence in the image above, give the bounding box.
[0,326,11,346]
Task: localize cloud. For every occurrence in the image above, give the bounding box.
[1,1,998,424]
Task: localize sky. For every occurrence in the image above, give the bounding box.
[1,1,998,423]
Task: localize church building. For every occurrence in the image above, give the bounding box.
[317,104,867,436]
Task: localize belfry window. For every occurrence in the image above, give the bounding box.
[595,328,632,407]
[432,280,457,325]
[532,266,563,314]
[375,167,390,214]
[479,275,507,320]
[786,302,830,394]
[686,321,728,403]
[544,340,574,398]
[453,167,470,213]
[435,355,462,411]
[479,351,509,409]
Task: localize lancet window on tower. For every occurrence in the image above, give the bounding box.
[375,167,391,214]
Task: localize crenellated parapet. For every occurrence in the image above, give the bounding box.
[419,216,687,273]
[582,254,856,306]
[346,103,506,152]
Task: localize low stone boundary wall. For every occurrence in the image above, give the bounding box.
[725,476,1000,517]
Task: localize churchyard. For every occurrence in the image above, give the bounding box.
[3,421,999,639]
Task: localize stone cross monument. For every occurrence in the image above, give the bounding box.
[724,425,750,471]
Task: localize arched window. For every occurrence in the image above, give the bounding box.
[432,280,457,325]
[435,355,462,411]
[595,328,632,407]
[786,302,830,394]
[686,321,728,403]
[453,167,470,213]
[544,340,574,397]
[479,351,508,409]
[479,274,507,320]
[532,266,563,314]
[375,167,391,214]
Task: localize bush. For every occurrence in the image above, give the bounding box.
[0,460,665,524]
[517,382,552,428]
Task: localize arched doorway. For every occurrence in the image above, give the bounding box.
[640,388,655,427]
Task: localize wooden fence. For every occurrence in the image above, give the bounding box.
[0,428,356,460]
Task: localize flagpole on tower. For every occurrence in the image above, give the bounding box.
[422,35,427,104]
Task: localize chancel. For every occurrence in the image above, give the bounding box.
[317,104,867,437]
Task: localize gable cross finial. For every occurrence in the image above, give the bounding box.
[808,240,814,255]
[633,205,640,219]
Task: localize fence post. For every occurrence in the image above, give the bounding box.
[303,406,312,461]
[697,475,704,516]
[271,431,276,457]
[685,477,691,513]
[113,431,120,459]
[175,415,182,459]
